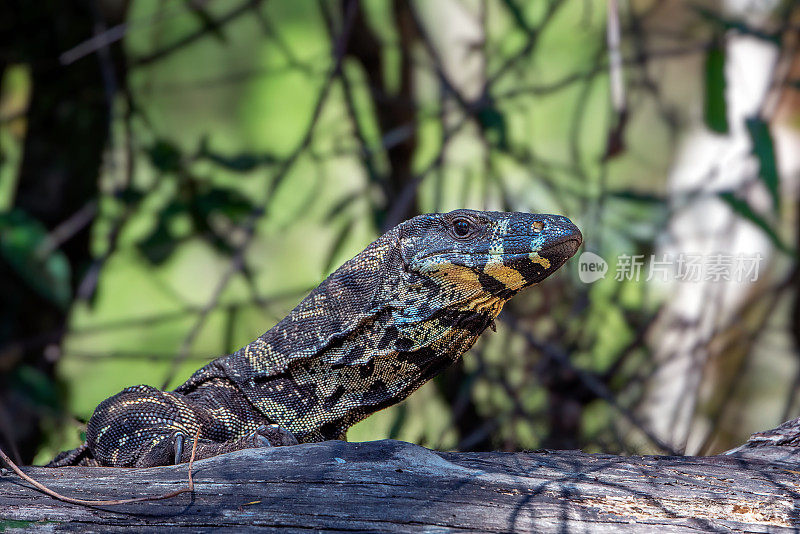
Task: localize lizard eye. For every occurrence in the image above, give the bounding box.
[452,218,473,238]
[532,221,544,233]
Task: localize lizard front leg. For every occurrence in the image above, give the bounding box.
[85,380,297,467]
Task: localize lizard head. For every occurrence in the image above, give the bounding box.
[228,209,581,441]
[402,209,582,306]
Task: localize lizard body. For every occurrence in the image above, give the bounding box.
[49,210,581,467]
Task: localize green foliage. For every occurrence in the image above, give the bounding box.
[323,217,356,275]
[138,215,180,265]
[0,209,71,308]
[147,139,183,174]
[476,102,509,150]
[608,190,666,205]
[704,38,728,134]
[746,117,781,210]
[718,192,792,255]
[136,138,263,264]
[13,366,59,409]
[197,138,278,173]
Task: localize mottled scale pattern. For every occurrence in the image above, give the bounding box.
[84,377,270,467]
[49,210,581,467]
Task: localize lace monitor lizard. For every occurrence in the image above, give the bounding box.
[48,209,581,467]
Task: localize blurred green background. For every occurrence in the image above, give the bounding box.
[1,0,799,465]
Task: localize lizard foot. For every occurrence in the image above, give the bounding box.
[246,424,299,448]
[168,425,298,464]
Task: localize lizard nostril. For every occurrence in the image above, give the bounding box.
[532,221,544,233]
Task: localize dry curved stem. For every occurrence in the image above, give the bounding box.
[0,428,200,506]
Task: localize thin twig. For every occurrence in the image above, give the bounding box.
[495,42,712,102]
[35,201,98,258]
[501,313,680,455]
[0,428,200,506]
[382,114,470,231]
[60,23,128,66]
[58,1,199,65]
[1,287,311,362]
[485,0,566,87]
[131,0,266,68]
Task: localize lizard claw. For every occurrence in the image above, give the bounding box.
[173,433,185,465]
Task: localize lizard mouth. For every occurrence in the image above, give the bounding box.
[502,233,582,288]
[538,236,582,262]
[525,234,582,278]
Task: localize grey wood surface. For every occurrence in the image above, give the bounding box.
[2,437,800,533]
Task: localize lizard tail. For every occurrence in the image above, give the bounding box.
[46,444,97,467]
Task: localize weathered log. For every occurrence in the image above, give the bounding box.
[3,421,800,533]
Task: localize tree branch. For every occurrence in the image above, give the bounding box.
[3,419,800,531]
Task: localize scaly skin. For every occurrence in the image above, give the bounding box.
[49,210,581,467]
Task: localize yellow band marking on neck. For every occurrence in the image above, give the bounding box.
[483,260,526,291]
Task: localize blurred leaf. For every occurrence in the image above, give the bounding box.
[198,144,278,173]
[476,104,508,150]
[325,191,361,221]
[609,190,666,204]
[719,192,792,255]
[15,365,58,408]
[195,187,257,221]
[490,173,514,212]
[387,403,408,440]
[324,217,355,275]
[163,199,188,218]
[197,136,278,173]
[602,111,628,160]
[147,139,183,173]
[137,181,258,264]
[704,39,728,134]
[745,117,780,210]
[183,0,227,42]
[501,0,532,33]
[137,219,180,265]
[0,209,71,308]
[205,232,236,258]
[117,186,146,205]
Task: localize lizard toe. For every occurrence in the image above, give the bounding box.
[246,424,298,448]
[259,424,299,446]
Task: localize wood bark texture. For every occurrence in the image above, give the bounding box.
[3,421,800,533]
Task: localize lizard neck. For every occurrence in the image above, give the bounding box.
[278,296,506,442]
[213,228,510,443]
